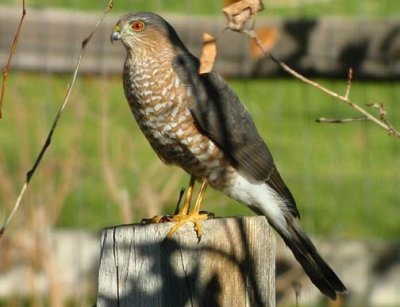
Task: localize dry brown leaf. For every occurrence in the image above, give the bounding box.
[250,26,279,59]
[223,0,264,31]
[199,33,217,74]
[223,0,241,7]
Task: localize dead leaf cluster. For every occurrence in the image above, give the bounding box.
[223,0,264,31]
[199,33,217,74]
[199,0,265,73]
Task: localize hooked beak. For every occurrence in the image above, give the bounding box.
[110,31,121,44]
[111,25,122,44]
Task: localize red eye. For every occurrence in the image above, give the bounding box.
[131,21,145,31]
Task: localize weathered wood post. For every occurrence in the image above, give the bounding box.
[96,216,275,306]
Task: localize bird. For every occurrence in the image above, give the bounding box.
[111,11,347,300]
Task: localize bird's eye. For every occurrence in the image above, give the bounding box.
[131,21,145,32]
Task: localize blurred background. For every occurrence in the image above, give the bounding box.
[0,0,399,306]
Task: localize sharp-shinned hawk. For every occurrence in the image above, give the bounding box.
[111,12,347,300]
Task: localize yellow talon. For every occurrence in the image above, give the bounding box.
[166,210,208,239]
[141,177,210,240]
[167,177,208,240]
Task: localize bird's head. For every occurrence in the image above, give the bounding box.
[111,12,179,55]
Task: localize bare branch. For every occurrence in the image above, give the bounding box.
[204,2,400,137]
[316,117,367,124]
[223,0,264,31]
[366,102,397,136]
[0,0,114,238]
[367,102,387,119]
[344,68,353,100]
[0,0,26,118]
[243,29,400,138]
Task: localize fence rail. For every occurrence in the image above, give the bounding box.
[1,6,399,78]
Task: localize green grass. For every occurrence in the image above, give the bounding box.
[1,72,399,239]
[231,78,400,238]
[2,0,400,17]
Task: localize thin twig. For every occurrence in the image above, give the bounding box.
[293,281,301,307]
[0,0,26,118]
[316,116,367,124]
[344,68,353,100]
[0,0,114,238]
[243,29,400,138]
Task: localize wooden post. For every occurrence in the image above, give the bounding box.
[96,216,275,307]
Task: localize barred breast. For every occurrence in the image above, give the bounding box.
[123,52,235,189]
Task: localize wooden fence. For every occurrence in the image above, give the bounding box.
[1,6,399,78]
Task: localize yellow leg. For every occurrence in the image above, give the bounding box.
[179,176,196,215]
[142,176,195,224]
[166,179,209,240]
[193,179,208,213]
[141,177,211,240]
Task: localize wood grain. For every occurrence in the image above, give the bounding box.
[97,216,275,306]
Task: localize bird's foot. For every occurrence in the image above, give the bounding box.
[141,211,214,241]
[142,177,212,241]
[166,210,214,241]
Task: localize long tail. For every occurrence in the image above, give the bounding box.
[224,171,347,299]
[277,219,348,300]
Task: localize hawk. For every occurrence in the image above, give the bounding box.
[111,12,347,299]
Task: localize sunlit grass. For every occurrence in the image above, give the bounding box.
[1,72,399,239]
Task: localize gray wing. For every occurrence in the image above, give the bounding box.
[172,53,299,217]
